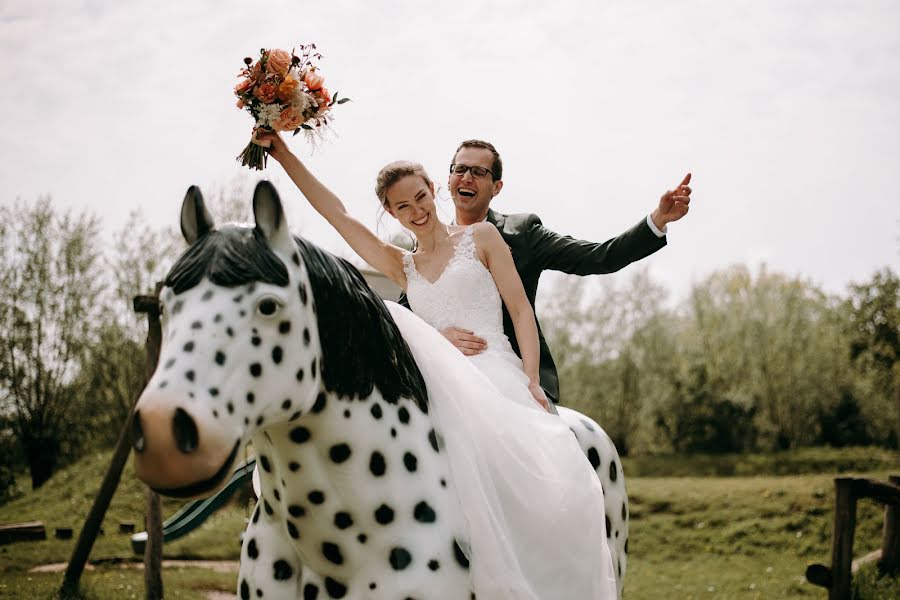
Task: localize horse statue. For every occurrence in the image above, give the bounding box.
[132,182,629,599]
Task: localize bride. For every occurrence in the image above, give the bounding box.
[258,131,618,599]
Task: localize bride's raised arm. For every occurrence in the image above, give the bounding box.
[256,131,408,288]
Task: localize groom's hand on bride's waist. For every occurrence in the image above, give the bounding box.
[440,328,487,356]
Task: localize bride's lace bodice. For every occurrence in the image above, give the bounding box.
[403,226,513,353]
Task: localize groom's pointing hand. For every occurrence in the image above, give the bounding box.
[651,172,692,231]
[441,327,487,356]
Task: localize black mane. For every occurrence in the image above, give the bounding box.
[165,226,289,293]
[164,225,427,411]
[295,236,428,411]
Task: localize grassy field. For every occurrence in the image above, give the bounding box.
[0,448,897,599]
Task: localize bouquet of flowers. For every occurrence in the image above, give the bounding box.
[234,43,348,170]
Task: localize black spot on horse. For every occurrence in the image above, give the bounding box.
[191,320,202,330]
[240,579,250,600]
[453,540,470,570]
[287,520,299,539]
[311,393,327,413]
[273,559,293,580]
[605,515,612,538]
[272,346,283,364]
[215,351,226,365]
[587,447,601,470]
[164,358,175,370]
[303,328,310,346]
[288,461,300,472]
[322,542,344,565]
[251,335,261,346]
[264,500,273,516]
[298,282,308,305]
[428,429,439,453]
[173,300,184,315]
[369,452,386,476]
[185,370,195,382]
[403,452,418,473]
[282,399,292,411]
[273,489,281,502]
[334,512,353,529]
[183,341,194,352]
[324,577,346,599]
[259,455,271,472]
[227,402,234,414]
[279,320,291,334]
[290,426,311,444]
[581,418,595,432]
[374,504,394,525]
[329,443,351,464]
[208,387,219,397]
[246,392,255,404]
[289,505,306,518]
[428,559,440,571]
[308,490,325,505]
[389,547,412,570]
[295,368,305,381]
[250,363,262,377]
[302,583,319,600]
[414,501,436,523]
[247,538,259,559]
[609,460,618,482]
[398,406,410,424]
[213,313,222,322]
[622,502,627,521]
[370,403,383,419]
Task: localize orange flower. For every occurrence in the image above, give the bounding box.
[316,87,332,112]
[266,49,292,77]
[273,106,305,131]
[254,83,278,103]
[277,74,300,102]
[234,78,254,96]
[304,68,325,91]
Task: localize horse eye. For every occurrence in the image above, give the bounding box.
[257,298,281,317]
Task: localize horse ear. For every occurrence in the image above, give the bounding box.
[180,186,216,244]
[253,181,294,255]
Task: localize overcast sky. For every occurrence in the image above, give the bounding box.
[1,0,897,303]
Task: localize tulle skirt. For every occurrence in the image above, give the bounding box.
[386,302,617,599]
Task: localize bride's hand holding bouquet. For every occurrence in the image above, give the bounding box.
[234,43,348,170]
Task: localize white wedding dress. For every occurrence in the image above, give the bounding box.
[385,225,617,599]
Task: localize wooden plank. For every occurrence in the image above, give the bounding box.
[0,521,47,544]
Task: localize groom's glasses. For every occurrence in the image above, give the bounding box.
[450,164,494,179]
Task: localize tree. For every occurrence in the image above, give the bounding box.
[0,198,104,488]
[845,268,900,447]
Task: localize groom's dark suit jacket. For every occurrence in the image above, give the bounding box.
[400,209,667,404]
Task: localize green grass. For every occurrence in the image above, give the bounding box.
[0,448,898,598]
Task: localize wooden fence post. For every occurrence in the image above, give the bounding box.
[60,288,163,598]
[138,285,164,600]
[830,478,857,600]
[881,475,900,575]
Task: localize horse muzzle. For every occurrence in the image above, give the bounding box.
[131,390,239,499]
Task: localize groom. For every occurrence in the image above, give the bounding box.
[402,139,691,408]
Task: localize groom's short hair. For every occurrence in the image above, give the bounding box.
[454,140,503,181]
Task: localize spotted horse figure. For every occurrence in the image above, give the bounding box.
[132,182,630,600]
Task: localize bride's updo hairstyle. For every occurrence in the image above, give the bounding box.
[375,161,434,208]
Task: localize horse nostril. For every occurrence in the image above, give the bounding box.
[172,408,199,454]
[131,410,145,453]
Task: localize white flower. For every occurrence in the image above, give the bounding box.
[291,88,312,114]
[255,103,284,128]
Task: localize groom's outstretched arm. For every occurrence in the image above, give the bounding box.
[529,173,692,275]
